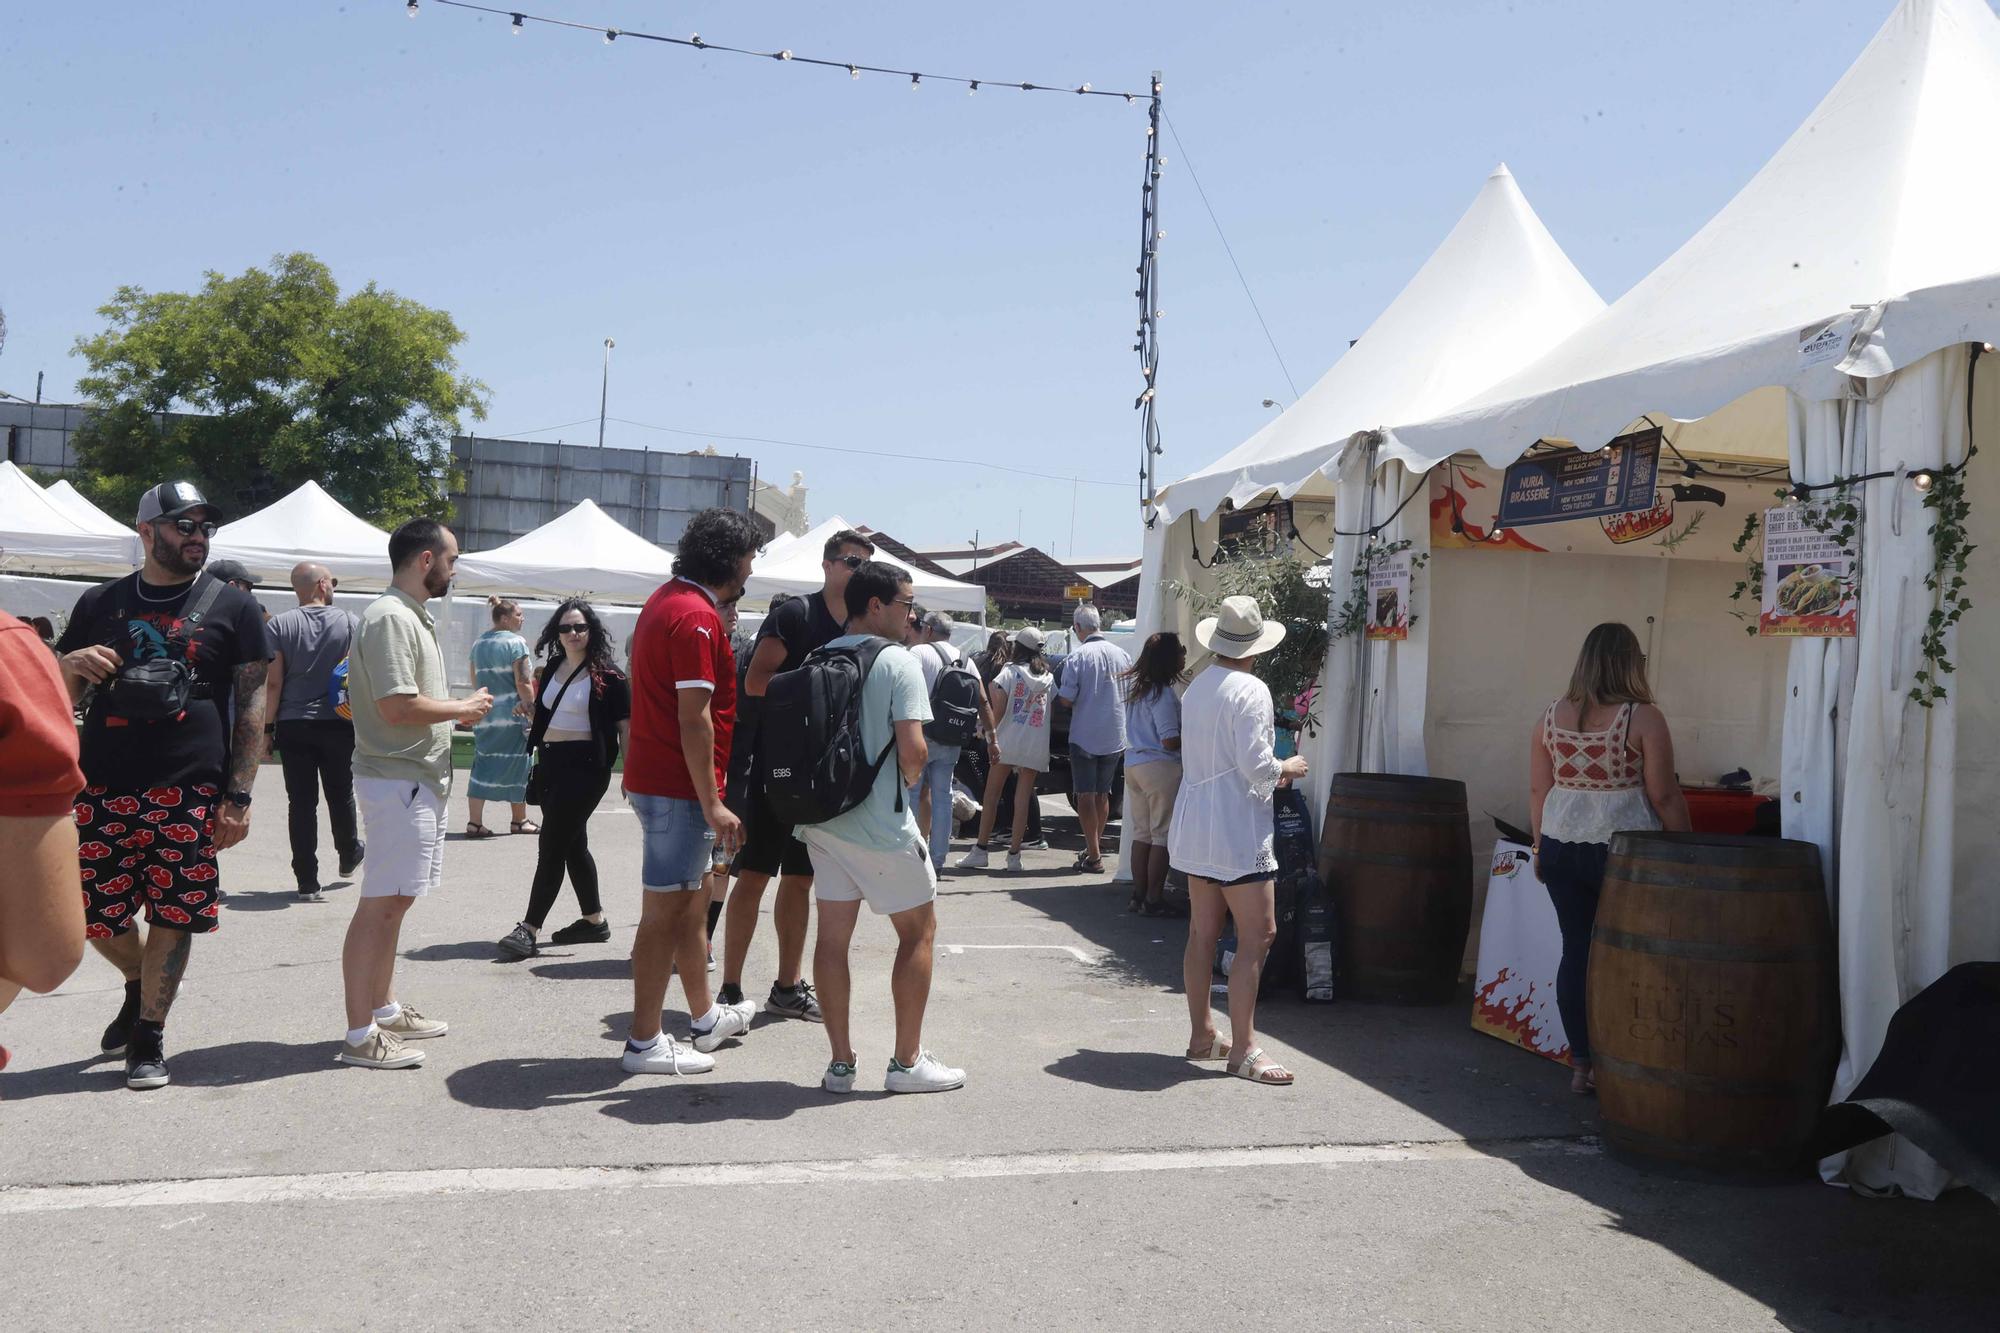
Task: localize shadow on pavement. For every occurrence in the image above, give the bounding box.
[1044,1048,1219,1093]
[404,940,508,963]
[1006,872,2000,1331]
[530,958,630,982]
[0,1040,334,1099]
[223,890,315,913]
[447,1056,886,1123]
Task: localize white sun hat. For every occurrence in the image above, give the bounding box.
[1194,595,1287,658]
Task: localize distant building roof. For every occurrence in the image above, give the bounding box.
[853,527,959,580]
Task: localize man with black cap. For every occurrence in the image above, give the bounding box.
[54,480,273,1090]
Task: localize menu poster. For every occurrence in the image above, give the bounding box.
[1495,429,1662,529]
[1364,551,1412,641]
[1760,504,1859,637]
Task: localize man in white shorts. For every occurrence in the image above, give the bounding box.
[804,561,966,1095]
[337,519,493,1069]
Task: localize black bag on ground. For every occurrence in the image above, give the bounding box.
[921,644,985,747]
[1295,869,1336,1002]
[760,635,898,827]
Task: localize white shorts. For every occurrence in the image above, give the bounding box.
[801,830,937,917]
[354,777,447,898]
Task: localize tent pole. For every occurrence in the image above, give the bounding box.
[1351,432,1381,773]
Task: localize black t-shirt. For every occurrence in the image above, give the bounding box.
[57,573,272,789]
[754,592,847,675]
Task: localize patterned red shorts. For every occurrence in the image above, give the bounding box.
[73,784,224,937]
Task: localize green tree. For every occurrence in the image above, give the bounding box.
[69,253,488,525]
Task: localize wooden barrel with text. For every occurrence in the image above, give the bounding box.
[1318,773,1472,1003]
[1588,831,1839,1176]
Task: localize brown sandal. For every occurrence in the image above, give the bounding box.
[510,820,540,835]
[464,822,496,839]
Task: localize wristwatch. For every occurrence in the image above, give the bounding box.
[225,790,253,809]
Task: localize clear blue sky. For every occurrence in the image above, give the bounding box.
[3,1,1909,556]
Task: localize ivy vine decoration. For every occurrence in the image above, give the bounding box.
[1727,508,1766,632]
[1911,467,1975,708]
[1330,538,1430,641]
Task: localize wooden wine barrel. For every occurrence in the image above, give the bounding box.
[1587,831,1839,1176]
[1318,773,1472,1003]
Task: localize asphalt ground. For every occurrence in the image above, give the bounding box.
[2,766,1994,1331]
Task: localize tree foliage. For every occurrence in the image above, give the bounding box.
[69,253,488,525]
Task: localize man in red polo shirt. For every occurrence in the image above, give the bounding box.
[0,609,89,1070]
[619,508,766,1076]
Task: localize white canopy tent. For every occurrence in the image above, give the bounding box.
[454,499,676,604]
[1132,164,1607,833]
[745,514,987,614]
[1345,0,2000,1198]
[42,478,135,538]
[0,461,140,576]
[209,480,393,588]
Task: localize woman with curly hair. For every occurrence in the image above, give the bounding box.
[496,598,631,960]
[1122,631,1187,915]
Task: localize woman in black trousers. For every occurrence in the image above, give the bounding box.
[497,599,631,961]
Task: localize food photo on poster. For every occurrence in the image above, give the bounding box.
[1759,503,1859,637]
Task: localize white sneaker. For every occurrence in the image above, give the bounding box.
[1006,851,1025,871]
[691,1002,754,1053]
[884,1049,966,1094]
[954,847,990,870]
[621,1035,715,1075]
[822,1058,857,1094]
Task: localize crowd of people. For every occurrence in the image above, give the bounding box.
[1,476,1343,1095]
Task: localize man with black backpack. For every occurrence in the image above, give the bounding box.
[775,561,964,1095]
[54,481,272,1090]
[907,611,991,875]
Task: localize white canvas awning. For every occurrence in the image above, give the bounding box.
[454,499,676,604]
[1385,0,2000,473]
[0,461,140,575]
[1155,164,1606,521]
[210,480,394,587]
[745,515,987,613]
[42,479,135,538]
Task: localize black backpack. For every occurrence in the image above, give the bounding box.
[760,636,899,826]
[920,642,985,747]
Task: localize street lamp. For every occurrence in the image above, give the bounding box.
[1261,398,1284,410]
[597,338,615,449]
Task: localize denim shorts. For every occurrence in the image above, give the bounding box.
[1069,745,1122,795]
[629,793,715,892]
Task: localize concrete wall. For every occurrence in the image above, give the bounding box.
[449,436,755,552]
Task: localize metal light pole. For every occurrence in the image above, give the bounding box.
[597,338,615,449]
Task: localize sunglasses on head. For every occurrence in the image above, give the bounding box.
[168,518,218,538]
[831,553,866,570]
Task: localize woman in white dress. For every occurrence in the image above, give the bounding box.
[1169,597,1309,1086]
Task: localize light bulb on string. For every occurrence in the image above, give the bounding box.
[1077,83,1091,95]
[690,32,703,47]
[968,81,978,95]
[405,0,418,16]
[910,73,921,90]
[848,64,859,79]
[510,12,523,34]
[604,28,618,44]
[777,49,793,60]
[1913,470,1936,493]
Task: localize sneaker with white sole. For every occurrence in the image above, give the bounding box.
[884,1049,966,1094]
[766,981,822,1023]
[691,1002,754,1053]
[338,1028,425,1069]
[1006,852,1024,871]
[822,1059,857,1094]
[954,846,991,870]
[621,1035,715,1075]
[377,1003,448,1040]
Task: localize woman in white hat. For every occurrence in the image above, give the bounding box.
[958,627,1055,871]
[1170,595,1309,1085]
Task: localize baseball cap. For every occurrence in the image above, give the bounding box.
[205,558,255,587]
[1013,626,1046,651]
[136,481,222,526]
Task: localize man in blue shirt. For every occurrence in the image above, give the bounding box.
[1055,605,1129,874]
[801,561,966,1097]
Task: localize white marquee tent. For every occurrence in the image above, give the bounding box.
[209,480,393,588]
[0,461,140,575]
[746,515,987,614]
[454,498,676,604]
[1132,164,1608,827]
[1302,0,2000,1198]
[42,479,135,539]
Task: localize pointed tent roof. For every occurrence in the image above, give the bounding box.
[746,514,987,613]
[1388,0,2000,471]
[43,479,134,537]
[454,499,676,603]
[0,460,140,574]
[210,480,394,586]
[1157,164,1606,520]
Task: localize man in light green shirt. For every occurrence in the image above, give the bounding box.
[337,519,493,1072]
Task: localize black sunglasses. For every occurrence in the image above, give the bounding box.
[169,518,218,538]
[831,553,866,570]
[558,622,591,635]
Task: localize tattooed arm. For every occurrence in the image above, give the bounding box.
[212,658,269,851]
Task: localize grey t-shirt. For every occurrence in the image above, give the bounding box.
[266,604,355,722]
